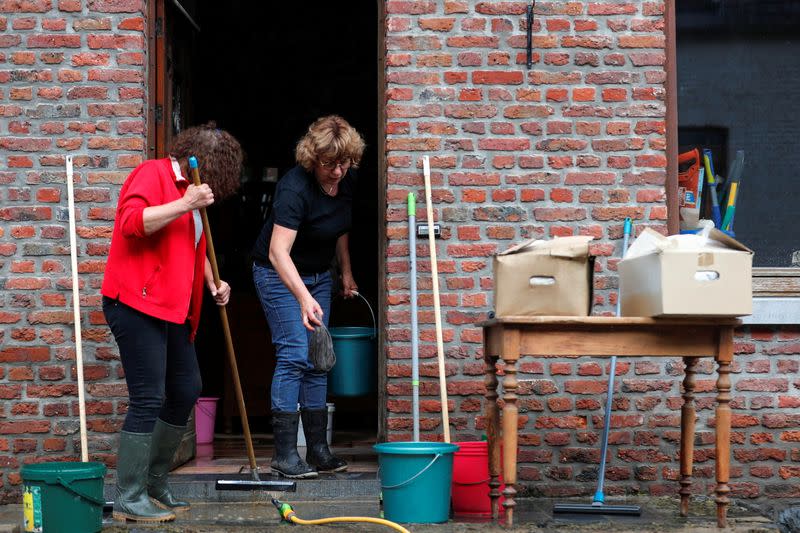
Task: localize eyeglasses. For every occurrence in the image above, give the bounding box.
[318,159,351,170]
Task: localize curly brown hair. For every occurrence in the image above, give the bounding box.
[169,122,243,199]
[295,115,366,172]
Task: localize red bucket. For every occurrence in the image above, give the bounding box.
[451,441,505,517]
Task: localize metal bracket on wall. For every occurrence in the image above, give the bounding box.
[416,223,441,238]
[526,1,535,69]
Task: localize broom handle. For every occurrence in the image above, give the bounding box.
[189,157,259,478]
[66,156,89,463]
[594,218,632,503]
[422,156,450,443]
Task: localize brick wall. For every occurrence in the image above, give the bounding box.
[382,0,800,499]
[0,0,145,501]
[1,0,798,505]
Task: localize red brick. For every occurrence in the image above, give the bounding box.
[448,36,499,48]
[27,34,81,48]
[472,70,523,84]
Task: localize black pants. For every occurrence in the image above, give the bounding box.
[103,297,202,433]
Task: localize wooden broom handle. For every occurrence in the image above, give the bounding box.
[66,156,89,462]
[423,156,451,443]
[189,157,259,475]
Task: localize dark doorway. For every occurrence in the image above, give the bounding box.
[162,1,381,441]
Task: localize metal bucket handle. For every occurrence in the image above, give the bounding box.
[333,291,376,339]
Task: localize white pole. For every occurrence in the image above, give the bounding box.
[408,193,419,441]
[422,156,450,443]
[66,155,89,462]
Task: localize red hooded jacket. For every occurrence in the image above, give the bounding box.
[101,158,207,340]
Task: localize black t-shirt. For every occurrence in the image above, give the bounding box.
[252,165,354,274]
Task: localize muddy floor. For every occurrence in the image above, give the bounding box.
[2,494,791,532]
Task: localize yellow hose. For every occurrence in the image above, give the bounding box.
[273,498,410,533]
[289,515,410,533]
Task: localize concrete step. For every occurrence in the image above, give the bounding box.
[103,472,381,504]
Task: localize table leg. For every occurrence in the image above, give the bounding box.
[501,330,519,527]
[484,353,500,519]
[679,356,697,516]
[715,327,733,528]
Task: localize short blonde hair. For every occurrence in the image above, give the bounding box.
[295,115,365,172]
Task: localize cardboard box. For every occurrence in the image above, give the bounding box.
[493,236,595,317]
[619,228,753,317]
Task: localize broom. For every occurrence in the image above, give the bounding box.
[188,156,293,492]
[553,218,641,516]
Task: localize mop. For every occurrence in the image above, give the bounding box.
[553,218,641,516]
[189,157,294,493]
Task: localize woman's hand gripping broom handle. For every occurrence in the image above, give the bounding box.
[189,156,259,480]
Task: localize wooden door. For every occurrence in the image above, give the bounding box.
[147,0,198,466]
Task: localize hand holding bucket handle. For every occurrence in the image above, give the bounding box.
[333,291,376,340]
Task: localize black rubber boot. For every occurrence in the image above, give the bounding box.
[270,411,318,479]
[147,419,191,511]
[113,431,176,523]
[301,407,347,473]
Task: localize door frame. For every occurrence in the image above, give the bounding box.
[146,0,389,441]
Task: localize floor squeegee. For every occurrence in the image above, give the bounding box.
[553,218,641,517]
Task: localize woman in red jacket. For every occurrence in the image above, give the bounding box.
[101,123,242,523]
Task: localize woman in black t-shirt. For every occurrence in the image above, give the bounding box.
[252,115,364,479]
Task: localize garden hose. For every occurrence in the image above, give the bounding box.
[271,498,410,533]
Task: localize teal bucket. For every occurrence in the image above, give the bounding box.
[21,461,106,533]
[374,441,459,523]
[328,293,377,397]
[328,327,376,396]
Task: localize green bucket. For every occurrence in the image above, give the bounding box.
[374,441,459,523]
[328,293,377,397]
[21,461,106,533]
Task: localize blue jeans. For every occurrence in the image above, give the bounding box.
[253,263,332,412]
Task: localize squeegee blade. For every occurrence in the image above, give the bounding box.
[215,479,296,492]
[552,503,641,516]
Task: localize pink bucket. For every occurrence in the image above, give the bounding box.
[194,397,219,444]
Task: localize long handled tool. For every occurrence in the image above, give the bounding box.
[66,155,89,462]
[189,156,291,491]
[422,156,450,443]
[407,193,420,441]
[553,218,641,516]
[720,150,744,233]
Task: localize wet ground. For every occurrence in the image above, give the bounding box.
[0,495,786,532]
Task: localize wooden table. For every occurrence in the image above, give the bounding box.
[480,316,741,528]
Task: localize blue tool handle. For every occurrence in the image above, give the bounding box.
[596,217,633,504]
[188,156,198,169]
[711,204,722,229]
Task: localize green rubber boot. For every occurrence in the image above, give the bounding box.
[113,431,176,523]
[148,419,191,511]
